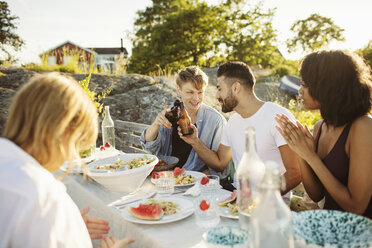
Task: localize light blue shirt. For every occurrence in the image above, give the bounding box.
[140,103,228,177]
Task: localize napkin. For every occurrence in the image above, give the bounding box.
[183,183,200,196]
[108,191,156,208]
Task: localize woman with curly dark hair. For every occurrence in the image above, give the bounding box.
[276,50,372,218]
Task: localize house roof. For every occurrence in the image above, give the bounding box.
[39,40,97,56]
[89,47,128,55]
[40,41,129,57]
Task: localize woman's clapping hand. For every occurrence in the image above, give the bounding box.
[275,114,316,162]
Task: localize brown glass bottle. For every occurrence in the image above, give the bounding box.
[177,102,194,135]
[165,100,181,123]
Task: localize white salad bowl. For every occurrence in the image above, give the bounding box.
[87,153,158,193]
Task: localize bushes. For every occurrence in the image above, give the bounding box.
[287,99,321,131]
[271,60,299,78]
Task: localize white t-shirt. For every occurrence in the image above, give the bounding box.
[221,102,296,186]
[0,138,92,248]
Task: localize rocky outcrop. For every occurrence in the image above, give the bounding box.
[0,67,287,146]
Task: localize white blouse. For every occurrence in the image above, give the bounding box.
[0,138,92,248]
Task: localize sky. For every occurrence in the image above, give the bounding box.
[5,0,372,64]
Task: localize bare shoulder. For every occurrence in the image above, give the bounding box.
[312,119,324,137]
[350,115,372,140]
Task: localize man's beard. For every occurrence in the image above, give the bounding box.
[220,90,238,113]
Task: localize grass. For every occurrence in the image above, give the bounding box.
[77,74,111,116]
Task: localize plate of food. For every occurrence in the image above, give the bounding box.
[293,210,372,248]
[152,155,179,172]
[151,167,205,187]
[121,196,194,224]
[216,190,239,220]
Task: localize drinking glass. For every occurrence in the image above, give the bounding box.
[194,195,220,229]
[155,171,175,196]
[200,175,220,196]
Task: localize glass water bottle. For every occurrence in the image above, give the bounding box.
[250,161,294,248]
[236,127,265,231]
[101,106,115,148]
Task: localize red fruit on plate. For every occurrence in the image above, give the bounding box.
[152,172,159,179]
[100,146,105,151]
[200,176,210,185]
[199,200,210,211]
[173,167,185,177]
[128,203,164,220]
[217,189,237,206]
[104,142,111,148]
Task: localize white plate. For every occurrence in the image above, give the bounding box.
[121,196,194,224]
[217,205,239,220]
[151,170,205,187]
[216,191,239,220]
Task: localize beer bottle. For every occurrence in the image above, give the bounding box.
[177,102,194,136]
[165,99,181,123]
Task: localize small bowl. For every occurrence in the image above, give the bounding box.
[87,153,158,193]
[152,155,179,172]
[203,226,249,248]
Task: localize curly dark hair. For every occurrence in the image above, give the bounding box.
[300,50,372,126]
[217,61,256,89]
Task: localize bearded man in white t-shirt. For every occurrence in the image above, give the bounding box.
[179,61,301,196]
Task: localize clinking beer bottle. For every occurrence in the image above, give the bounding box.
[165,99,181,123]
[177,102,194,136]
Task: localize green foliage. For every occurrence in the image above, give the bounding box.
[129,0,280,74]
[223,1,279,67]
[271,60,299,77]
[77,74,111,116]
[286,99,321,131]
[356,40,372,68]
[286,13,345,53]
[271,66,290,78]
[0,1,24,63]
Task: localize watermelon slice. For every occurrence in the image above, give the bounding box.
[217,189,237,206]
[173,167,185,177]
[128,203,164,220]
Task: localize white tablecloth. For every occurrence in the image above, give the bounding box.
[61,173,239,248]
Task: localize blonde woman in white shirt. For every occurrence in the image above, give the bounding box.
[0,73,134,248]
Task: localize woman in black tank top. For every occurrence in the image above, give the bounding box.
[275,50,372,218]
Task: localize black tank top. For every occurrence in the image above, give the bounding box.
[315,122,372,218]
[170,121,192,167]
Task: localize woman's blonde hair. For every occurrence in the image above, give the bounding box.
[3,72,98,172]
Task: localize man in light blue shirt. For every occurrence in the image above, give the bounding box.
[140,66,228,177]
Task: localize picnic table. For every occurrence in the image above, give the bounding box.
[61,173,239,248]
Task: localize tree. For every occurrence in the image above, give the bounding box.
[128,0,280,74]
[0,1,24,63]
[129,2,224,73]
[286,14,345,53]
[222,1,280,67]
[356,40,372,69]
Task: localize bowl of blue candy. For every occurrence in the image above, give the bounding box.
[203,226,249,248]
